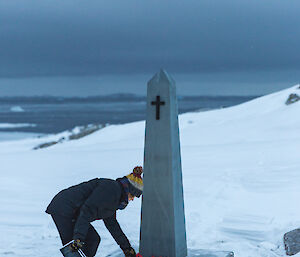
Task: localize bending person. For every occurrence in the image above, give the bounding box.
[46,166,143,257]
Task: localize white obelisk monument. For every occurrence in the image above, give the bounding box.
[139,69,187,257]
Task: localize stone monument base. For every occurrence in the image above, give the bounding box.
[106,248,234,257]
[188,249,234,257]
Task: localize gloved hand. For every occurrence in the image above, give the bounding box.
[123,247,136,257]
[70,239,85,252]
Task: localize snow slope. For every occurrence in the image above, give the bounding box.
[0,85,300,257]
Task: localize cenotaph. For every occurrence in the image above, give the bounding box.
[139,69,233,257]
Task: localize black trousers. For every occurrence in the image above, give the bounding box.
[51,214,101,257]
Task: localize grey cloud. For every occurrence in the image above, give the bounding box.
[0,0,300,77]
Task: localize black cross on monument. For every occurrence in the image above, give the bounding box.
[151,95,165,120]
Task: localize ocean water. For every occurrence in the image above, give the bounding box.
[0,94,258,140]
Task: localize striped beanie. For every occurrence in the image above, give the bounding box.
[126,166,143,198]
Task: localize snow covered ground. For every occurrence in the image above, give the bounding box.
[0,85,300,257]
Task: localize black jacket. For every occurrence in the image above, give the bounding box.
[46,178,131,250]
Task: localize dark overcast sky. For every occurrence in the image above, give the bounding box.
[1,0,300,78]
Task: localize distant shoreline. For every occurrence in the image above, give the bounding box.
[0,95,259,134]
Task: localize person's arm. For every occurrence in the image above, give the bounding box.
[73,186,112,241]
[73,202,97,241]
[103,212,131,250]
